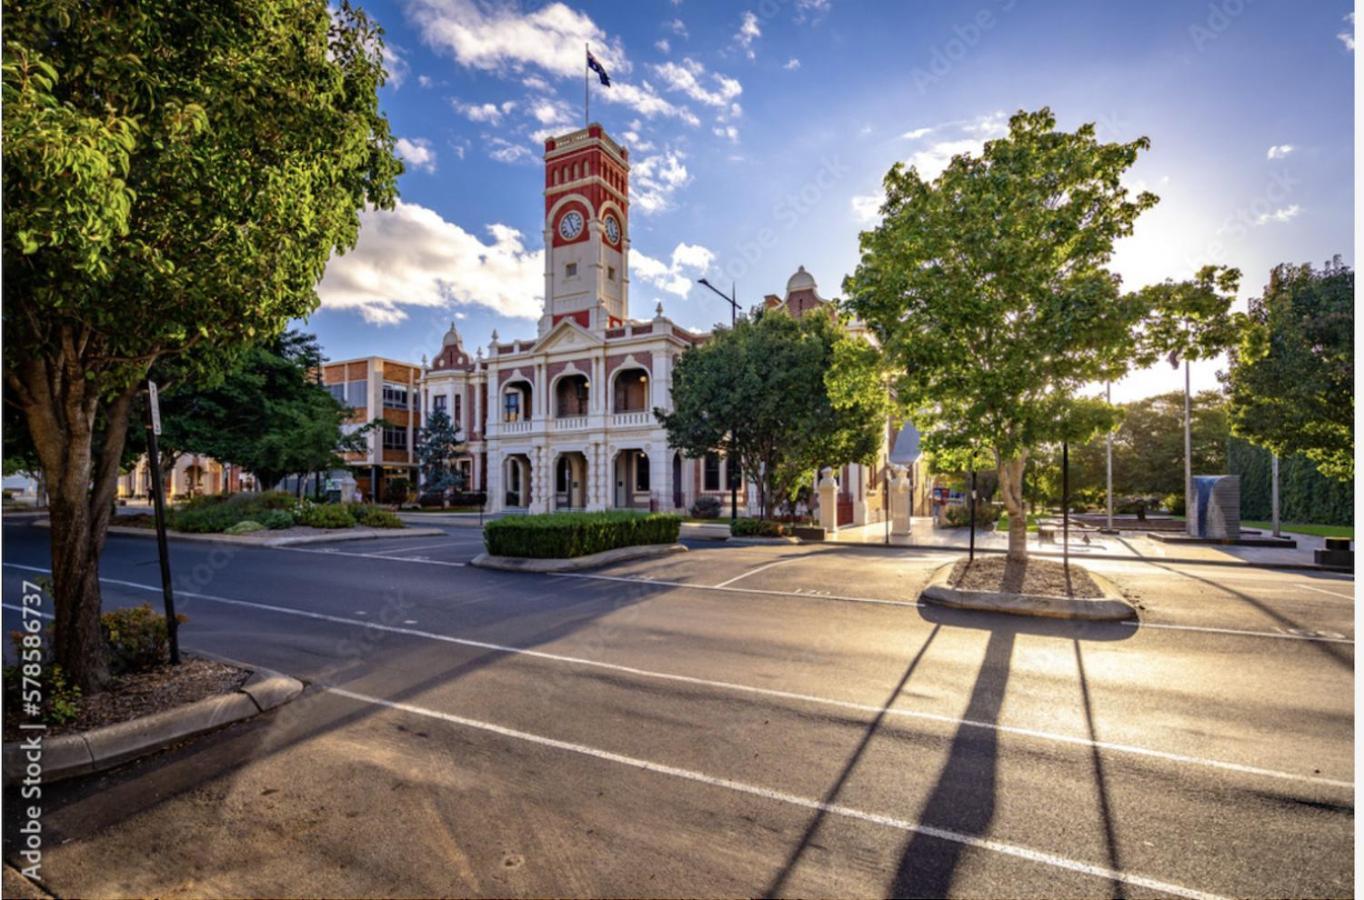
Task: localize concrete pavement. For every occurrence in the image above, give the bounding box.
[1,518,1353,898]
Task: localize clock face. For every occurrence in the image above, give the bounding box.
[558,211,584,241]
[604,215,621,245]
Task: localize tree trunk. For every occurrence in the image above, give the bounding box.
[997,453,1029,562]
[12,347,139,693]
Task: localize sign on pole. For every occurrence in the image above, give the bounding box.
[147,380,162,436]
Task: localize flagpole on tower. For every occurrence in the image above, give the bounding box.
[584,43,590,127]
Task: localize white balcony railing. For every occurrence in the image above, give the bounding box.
[553,415,590,432]
[612,410,652,428]
[502,419,533,434]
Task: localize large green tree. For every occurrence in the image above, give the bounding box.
[658,308,888,518]
[844,109,1160,560]
[3,0,401,689]
[1223,260,1353,481]
[415,408,466,496]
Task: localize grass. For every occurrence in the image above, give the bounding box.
[1242,521,1353,539]
[997,512,1040,533]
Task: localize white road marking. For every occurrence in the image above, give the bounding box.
[270,546,467,567]
[1127,620,1353,644]
[2,603,52,619]
[1,565,1346,789]
[326,687,1231,900]
[1297,585,1355,601]
[713,556,809,588]
[370,540,482,556]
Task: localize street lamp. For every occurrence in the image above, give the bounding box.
[697,277,741,523]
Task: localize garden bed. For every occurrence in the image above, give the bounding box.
[948,557,1102,598]
[920,557,1134,621]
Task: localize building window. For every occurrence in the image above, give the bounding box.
[727,454,742,489]
[566,263,577,277]
[326,383,346,404]
[453,394,462,426]
[382,427,408,450]
[635,454,650,492]
[382,383,409,410]
[433,394,447,413]
[704,452,721,491]
[503,390,522,422]
[346,380,367,408]
[607,266,616,281]
[556,457,570,493]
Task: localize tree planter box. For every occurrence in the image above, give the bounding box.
[792,525,826,541]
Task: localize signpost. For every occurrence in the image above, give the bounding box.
[143,381,181,665]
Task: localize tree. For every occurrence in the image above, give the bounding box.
[3,1,401,690]
[658,308,888,519]
[1223,260,1353,482]
[844,108,1159,561]
[156,332,373,491]
[415,408,466,497]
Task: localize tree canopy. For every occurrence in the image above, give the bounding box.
[415,408,466,495]
[657,307,888,518]
[1223,260,1353,481]
[843,108,1161,559]
[2,0,401,689]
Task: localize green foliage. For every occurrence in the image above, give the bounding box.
[416,408,466,494]
[1227,438,1352,526]
[102,604,186,676]
[259,509,296,530]
[297,503,357,529]
[224,520,265,535]
[1162,493,1186,517]
[944,503,1000,528]
[1224,261,1353,481]
[383,478,412,506]
[171,504,243,533]
[730,518,791,537]
[350,504,403,528]
[3,645,82,726]
[659,307,888,518]
[690,495,723,519]
[484,511,681,559]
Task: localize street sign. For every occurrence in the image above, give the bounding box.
[147,380,162,436]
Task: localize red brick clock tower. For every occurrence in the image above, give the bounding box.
[540,123,630,336]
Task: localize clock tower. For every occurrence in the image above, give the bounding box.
[540,123,630,335]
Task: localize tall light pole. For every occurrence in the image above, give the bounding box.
[1183,357,1193,536]
[697,277,741,523]
[1105,381,1114,533]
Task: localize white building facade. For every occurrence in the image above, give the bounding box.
[418,124,886,523]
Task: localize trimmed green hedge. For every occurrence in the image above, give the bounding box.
[731,518,790,537]
[484,510,681,559]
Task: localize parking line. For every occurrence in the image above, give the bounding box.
[269,546,467,567]
[712,557,808,588]
[327,687,1229,900]
[1,565,1346,790]
[1297,585,1355,601]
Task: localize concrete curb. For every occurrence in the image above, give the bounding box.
[34,519,446,546]
[1,661,303,786]
[919,562,1137,622]
[471,542,688,573]
[726,535,801,545]
[680,522,733,541]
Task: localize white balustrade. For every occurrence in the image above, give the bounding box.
[553,416,590,432]
[611,410,652,428]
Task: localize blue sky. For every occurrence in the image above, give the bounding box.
[308,0,1355,401]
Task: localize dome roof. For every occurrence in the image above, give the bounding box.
[441,321,463,347]
[785,265,816,296]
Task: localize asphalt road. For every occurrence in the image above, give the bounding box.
[1,518,1354,898]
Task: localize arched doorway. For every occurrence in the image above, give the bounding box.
[612,368,649,413]
[613,449,649,509]
[554,373,590,419]
[555,452,588,510]
[504,454,531,508]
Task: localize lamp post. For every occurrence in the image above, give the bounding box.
[698,277,741,524]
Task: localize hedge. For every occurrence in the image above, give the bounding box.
[1228,438,1352,526]
[484,510,682,559]
[731,518,790,537]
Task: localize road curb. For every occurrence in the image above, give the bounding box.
[726,535,801,545]
[471,542,688,573]
[919,562,1138,622]
[32,519,446,546]
[1,661,303,786]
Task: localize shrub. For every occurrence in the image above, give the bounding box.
[298,503,356,529]
[102,604,187,676]
[731,518,790,537]
[484,511,681,559]
[351,504,403,528]
[259,509,295,530]
[225,519,264,535]
[171,503,242,533]
[690,495,722,519]
[418,491,446,508]
[944,502,1000,528]
[1162,492,1186,516]
[383,478,411,506]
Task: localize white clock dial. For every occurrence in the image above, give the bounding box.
[558,211,584,240]
[604,215,621,244]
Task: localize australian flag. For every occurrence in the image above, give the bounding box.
[587,50,611,87]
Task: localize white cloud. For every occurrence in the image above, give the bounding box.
[902,126,933,140]
[600,80,700,126]
[653,58,743,108]
[713,125,739,143]
[794,0,831,23]
[667,17,689,37]
[1266,144,1295,159]
[736,11,761,59]
[380,44,409,88]
[631,150,691,213]
[655,38,671,53]
[1339,13,1355,51]
[850,192,883,224]
[1254,204,1301,225]
[521,74,552,92]
[622,127,655,152]
[784,57,801,70]
[530,97,572,126]
[316,200,543,324]
[395,137,437,173]
[488,137,535,164]
[417,74,434,89]
[632,242,715,297]
[900,112,1008,179]
[452,98,516,124]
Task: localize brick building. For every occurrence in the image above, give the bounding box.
[320,356,421,502]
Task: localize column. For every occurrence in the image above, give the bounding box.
[488,452,504,512]
[818,468,839,533]
[650,443,669,513]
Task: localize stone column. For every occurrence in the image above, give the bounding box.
[818,467,839,533]
[650,443,669,513]
[891,466,911,536]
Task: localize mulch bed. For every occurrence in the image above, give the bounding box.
[948,556,1103,598]
[4,657,249,741]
